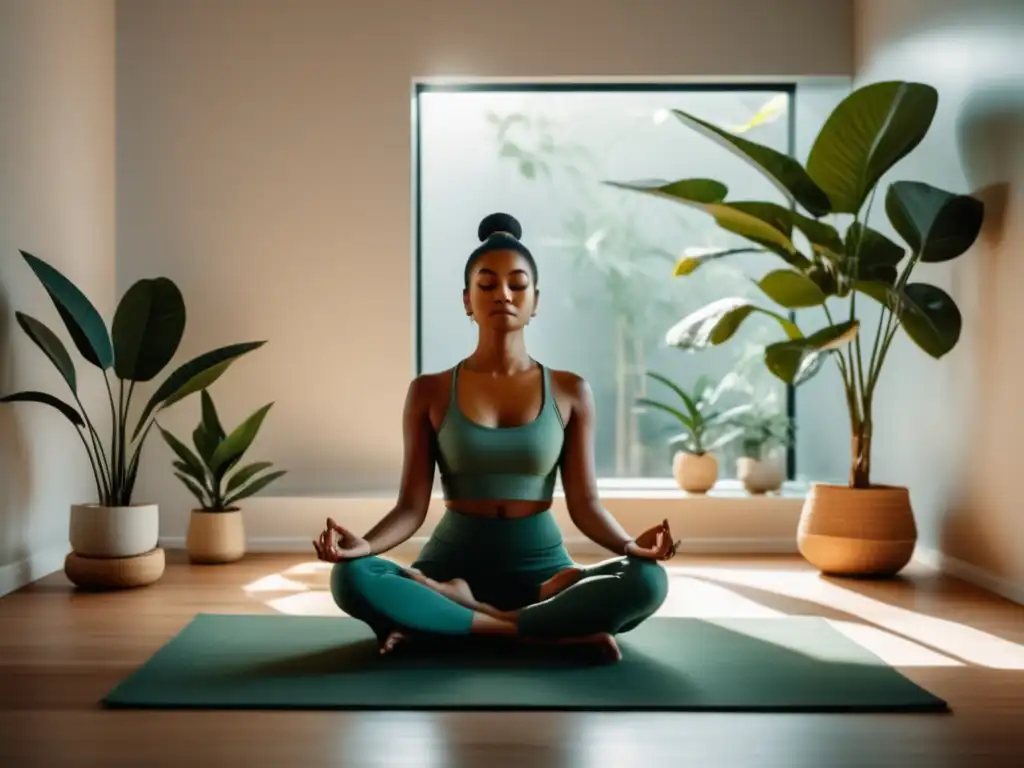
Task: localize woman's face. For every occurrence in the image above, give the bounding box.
[464,249,538,331]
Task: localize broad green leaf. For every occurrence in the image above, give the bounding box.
[885,181,984,263]
[173,460,206,484]
[665,297,802,351]
[192,423,218,465]
[756,269,829,308]
[209,402,274,476]
[644,371,700,423]
[226,461,274,494]
[764,320,860,386]
[604,180,804,263]
[225,469,287,507]
[605,177,728,205]
[673,247,763,277]
[19,250,113,369]
[15,312,77,392]
[132,341,266,439]
[671,108,832,217]
[0,390,84,427]
[857,281,961,358]
[175,472,211,509]
[636,398,694,430]
[845,223,903,284]
[806,81,938,214]
[112,277,186,382]
[157,423,207,478]
[790,213,844,257]
[200,389,226,443]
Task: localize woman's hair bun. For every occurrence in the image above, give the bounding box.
[477,212,522,242]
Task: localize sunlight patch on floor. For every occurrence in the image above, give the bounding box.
[694,567,1024,670]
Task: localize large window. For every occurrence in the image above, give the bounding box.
[415,83,803,482]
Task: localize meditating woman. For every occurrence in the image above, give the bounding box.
[313,212,676,662]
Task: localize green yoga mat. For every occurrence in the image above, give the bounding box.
[102,613,947,712]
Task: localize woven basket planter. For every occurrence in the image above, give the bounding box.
[797,483,917,577]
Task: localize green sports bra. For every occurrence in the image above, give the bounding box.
[435,361,565,502]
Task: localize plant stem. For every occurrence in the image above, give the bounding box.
[73,391,111,504]
[74,426,104,503]
[850,417,872,488]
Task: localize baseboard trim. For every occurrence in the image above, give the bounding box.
[914,546,1024,606]
[158,535,799,557]
[0,544,70,598]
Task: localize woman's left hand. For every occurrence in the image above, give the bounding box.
[626,518,679,561]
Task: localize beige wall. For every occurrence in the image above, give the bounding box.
[855,0,1024,594]
[113,0,854,538]
[0,0,116,593]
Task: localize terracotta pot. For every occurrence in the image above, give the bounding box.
[69,503,159,558]
[186,509,246,564]
[797,483,917,577]
[737,454,785,494]
[672,451,718,493]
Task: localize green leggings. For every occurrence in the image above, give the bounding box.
[330,508,668,639]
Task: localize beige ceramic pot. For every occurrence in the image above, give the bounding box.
[186,509,246,564]
[797,483,917,577]
[672,451,719,494]
[69,503,159,558]
[737,454,786,494]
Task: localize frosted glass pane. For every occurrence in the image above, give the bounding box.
[417,88,795,480]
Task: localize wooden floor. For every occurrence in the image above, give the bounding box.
[2,550,1024,768]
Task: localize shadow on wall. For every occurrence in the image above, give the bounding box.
[0,279,33,566]
[939,82,1022,573]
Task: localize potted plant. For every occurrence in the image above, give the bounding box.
[158,389,285,564]
[608,80,984,575]
[729,404,795,494]
[637,372,746,493]
[1,250,265,584]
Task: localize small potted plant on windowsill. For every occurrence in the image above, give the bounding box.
[637,372,746,493]
[158,389,285,564]
[729,405,795,495]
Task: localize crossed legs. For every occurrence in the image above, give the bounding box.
[330,554,668,661]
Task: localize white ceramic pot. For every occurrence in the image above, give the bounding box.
[69,503,160,558]
[737,454,786,494]
[186,508,246,564]
[672,451,719,493]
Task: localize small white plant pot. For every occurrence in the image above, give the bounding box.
[186,508,246,564]
[672,451,719,494]
[737,454,786,494]
[69,503,160,558]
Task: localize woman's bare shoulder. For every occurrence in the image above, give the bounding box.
[547,367,593,413]
[407,367,456,415]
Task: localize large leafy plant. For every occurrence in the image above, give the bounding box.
[638,372,747,456]
[608,81,984,488]
[1,250,265,506]
[158,390,285,511]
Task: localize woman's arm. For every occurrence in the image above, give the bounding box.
[558,373,637,556]
[358,375,437,555]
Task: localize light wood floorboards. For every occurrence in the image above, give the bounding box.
[2,551,1024,767]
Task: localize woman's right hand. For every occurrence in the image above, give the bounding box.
[312,517,372,562]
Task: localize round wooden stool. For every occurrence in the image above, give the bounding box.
[64,547,166,590]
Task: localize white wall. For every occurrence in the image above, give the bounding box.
[0,0,116,594]
[113,0,854,539]
[855,0,1024,596]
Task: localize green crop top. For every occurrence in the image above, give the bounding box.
[435,361,565,502]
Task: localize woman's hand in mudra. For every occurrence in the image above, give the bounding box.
[626,518,679,561]
[312,517,371,562]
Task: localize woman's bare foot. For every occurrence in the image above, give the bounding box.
[379,629,411,655]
